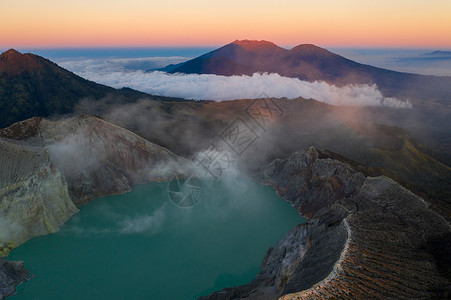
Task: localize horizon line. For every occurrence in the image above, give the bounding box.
[1,43,450,52]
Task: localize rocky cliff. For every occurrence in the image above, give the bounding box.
[201,147,451,299]
[0,137,78,297]
[0,115,187,206]
[0,138,78,248]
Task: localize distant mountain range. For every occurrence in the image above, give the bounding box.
[160,40,451,105]
[425,50,451,56]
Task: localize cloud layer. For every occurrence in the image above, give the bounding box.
[69,67,411,108]
[58,56,188,73]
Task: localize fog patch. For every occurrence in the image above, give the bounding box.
[0,217,25,244]
[47,132,105,177]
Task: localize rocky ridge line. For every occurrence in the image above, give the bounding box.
[201,147,451,299]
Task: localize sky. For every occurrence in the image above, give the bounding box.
[1,0,451,48]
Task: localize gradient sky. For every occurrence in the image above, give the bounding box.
[2,0,451,48]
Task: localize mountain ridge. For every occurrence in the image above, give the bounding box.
[0,49,177,129]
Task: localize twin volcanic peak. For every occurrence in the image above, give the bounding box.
[167,39,373,81]
[166,39,451,104]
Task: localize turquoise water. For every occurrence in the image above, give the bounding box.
[9,177,303,300]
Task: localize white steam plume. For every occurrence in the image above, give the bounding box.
[0,217,25,244]
[118,206,166,234]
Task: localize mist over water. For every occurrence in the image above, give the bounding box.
[9,177,304,300]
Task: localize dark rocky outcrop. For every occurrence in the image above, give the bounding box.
[0,258,33,299]
[201,147,451,299]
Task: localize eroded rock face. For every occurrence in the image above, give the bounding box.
[0,115,187,206]
[0,115,187,244]
[0,138,77,298]
[201,147,451,299]
[0,139,78,247]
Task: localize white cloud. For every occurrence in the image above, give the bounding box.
[68,68,412,108]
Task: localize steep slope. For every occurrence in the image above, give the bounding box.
[170,40,287,75]
[273,44,377,84]
[0,49,174,129]
[0,115,187,206]
[0,49,115,128]
[201,147,451,299]
[0,138,78,247]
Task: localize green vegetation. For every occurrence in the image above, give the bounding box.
[0,241,16,258]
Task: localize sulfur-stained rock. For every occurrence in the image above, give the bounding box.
[0,115,188,206]
[0,139,78,248]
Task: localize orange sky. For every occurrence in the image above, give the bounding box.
[1,0,451,48]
